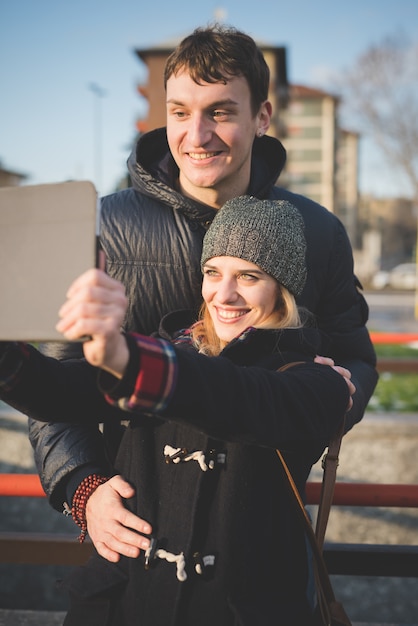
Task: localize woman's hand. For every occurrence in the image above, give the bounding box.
[56,269,129,378]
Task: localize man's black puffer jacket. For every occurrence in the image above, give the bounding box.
[28,127,378,511]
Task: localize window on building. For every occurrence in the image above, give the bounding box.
[288,149,322,161]
[288,171,322,184]
[289,99,322,116]
[287,126,322,139]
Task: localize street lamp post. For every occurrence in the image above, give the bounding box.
[88,82,106,193]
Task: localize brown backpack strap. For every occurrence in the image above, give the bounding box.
[277,360,346,551]
[276,361,351,625]
[276,445,351,626]
[315,416,346,551]
[276,448,336,603]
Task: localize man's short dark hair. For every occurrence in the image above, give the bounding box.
[164,24,270,117]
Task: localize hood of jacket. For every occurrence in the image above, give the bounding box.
[127,127,287,222]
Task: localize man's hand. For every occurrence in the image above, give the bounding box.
[86,475,152,563]
[56,269,130,378]
[314,355,356,411]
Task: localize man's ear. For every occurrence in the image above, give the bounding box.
[257,100,272,136]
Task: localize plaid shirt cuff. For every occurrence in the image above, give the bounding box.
[0,342,30,393]
[105,333,178,413]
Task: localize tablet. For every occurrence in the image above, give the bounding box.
[0,180,99,342]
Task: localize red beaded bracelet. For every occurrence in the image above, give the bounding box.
[71,474,110,543]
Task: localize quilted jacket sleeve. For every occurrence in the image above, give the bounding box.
[26,341,116,510]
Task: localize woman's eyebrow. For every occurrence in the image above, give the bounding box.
[203,263,266,276]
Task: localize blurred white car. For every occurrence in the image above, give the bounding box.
[388,263,417,290]
[371,270,390,289]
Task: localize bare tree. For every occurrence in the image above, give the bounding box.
[339,32,418,204]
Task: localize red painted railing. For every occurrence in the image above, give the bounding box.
[0,473,45,497]
[1,473,418,508]
[369,331,418,344]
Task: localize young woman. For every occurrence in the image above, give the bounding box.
[0,196,352,626]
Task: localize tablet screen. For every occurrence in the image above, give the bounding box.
[0,181,99,342]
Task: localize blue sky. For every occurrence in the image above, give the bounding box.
[1,0,418,197]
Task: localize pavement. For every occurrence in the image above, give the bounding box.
[1,406,418,624]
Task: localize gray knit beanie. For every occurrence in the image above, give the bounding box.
[201,196,307,296]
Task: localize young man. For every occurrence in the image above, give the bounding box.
[28,24,377,564]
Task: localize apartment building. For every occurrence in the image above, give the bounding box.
[279,84,359,243]
[279,85,338,209]
[336,128,360,245]
[0,162,27,187]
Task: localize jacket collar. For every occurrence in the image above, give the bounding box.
[218,326,324,365]
[127,127,287,222]
[157,309,327,365]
